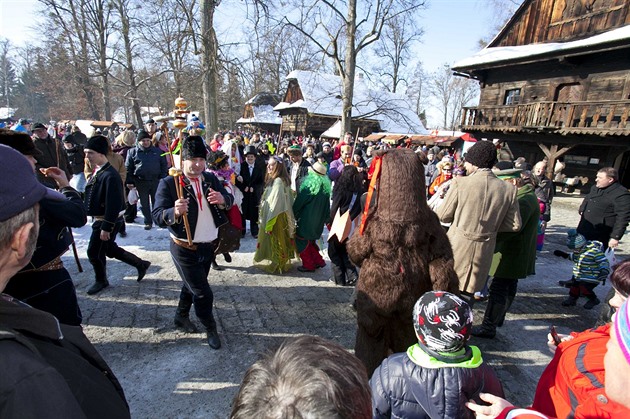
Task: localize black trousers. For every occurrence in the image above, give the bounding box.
[170,240,217,329]
[87,218,142,283]
[135,179,159,226]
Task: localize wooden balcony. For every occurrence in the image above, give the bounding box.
[461,100,630,136]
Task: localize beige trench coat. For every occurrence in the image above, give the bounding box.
[437,169,521,294]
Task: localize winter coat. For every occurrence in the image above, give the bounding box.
[531,324,630,419]
[33,135,73,188]
[0,296,130,418]
[64,144,85,175]
[533,174,553,222]
[293,180,330,243]
[125,145,167,185]
[577,182,630,245]
[152,172,233,241]
[236,161,264,221]
[370,344,504,419]
[569,241,609,284]
[437,169,521,294]
[493,183,539,279]
[84,163,125,232]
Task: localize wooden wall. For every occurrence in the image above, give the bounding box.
[491,0,630,47]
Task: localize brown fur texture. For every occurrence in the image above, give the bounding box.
[347,148,459,376]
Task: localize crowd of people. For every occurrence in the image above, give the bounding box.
[0,117,630,418]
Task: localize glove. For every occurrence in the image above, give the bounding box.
[553,250,569,259]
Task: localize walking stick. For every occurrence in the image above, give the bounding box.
[171,95,193,246]
[69,228,83,272]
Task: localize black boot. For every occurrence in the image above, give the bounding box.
[87,280,109,295]
[330,265,346,286]
[472,299,505,339]
[223,253,232,263]
[137,260,151,282]
[497,295,515,328]
[174,299,198,333]
[345,268,358,286]
[201,317,221,350]
[117,250,150,281]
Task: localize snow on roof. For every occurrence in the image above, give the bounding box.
[236,104,282,125]
[0,107,17,119]
[275,70,427,134]
[453,24,630,70]
[320,120,342,139]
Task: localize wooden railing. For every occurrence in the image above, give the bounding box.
[461,100,630,132]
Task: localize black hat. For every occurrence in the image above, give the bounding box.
[494,160,514,170]
[0,129,41,156]
[85,135,109,155]
[19,118,30,125]
[464,141,497,169]
[0,145,64,221]
[243,145,257,156]
[136,130,151,141]
[182,135,208,160]
[31,122,46,131]
[146,118,155,124]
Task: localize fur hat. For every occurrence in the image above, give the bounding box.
[85,135,109,155]
[0,129,41,156]
[413,291,473,353]
[614,298,630,366]
[465,141,497,169]
[567,229,587,250]
[182,135,208,160]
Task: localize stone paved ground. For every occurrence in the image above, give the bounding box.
[62,192,627,418]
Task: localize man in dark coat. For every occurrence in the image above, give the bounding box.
[236,145,264,238]
[32,122,73,189]
[472,169,539,339]
[84,136,151,295]
[125,129,168,230]
[577,167,630,250]
[0,129,87,325]
[152,136,234,350]
[0,144,130,418]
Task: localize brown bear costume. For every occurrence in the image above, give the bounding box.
[347,148,459,376]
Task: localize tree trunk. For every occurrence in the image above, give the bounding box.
[116,0,142,126]
[201,0,219,138]
[341,0,357,136]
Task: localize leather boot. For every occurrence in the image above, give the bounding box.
[497,295,515,328]
[472,299,505,339]
[345,268,359,286]
[117,249,150,281]
[137,260,151,282]
[174,299,198,333]
[330,265,346,286]
[201,317,221,350]
[87,280,109,295]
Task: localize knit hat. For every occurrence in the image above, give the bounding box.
[136,130,151,141]
[182,135,208,160]
[413,291,473,353]
[85,135,109,155]
[567,229,587,250]
[322,142,331,148]
[464,140,497,169]
[614,298,630,367]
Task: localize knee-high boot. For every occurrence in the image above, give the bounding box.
[116,250,151,281]
[472,299,505,339]
[174,296,198,333]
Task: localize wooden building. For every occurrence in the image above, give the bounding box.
[453,0,630,189]
[274,70,426,138]
[236,92,282,134]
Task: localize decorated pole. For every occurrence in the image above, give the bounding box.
[170,95,193,246]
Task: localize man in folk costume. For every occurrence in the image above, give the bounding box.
[236,145,264,238]
[286,144,311,193]
[293,162,331,273]
[83,136,151,295]
[152,136,234,350]
[472,169,539,339]
[437,140,522,301]
[347,148,459,376]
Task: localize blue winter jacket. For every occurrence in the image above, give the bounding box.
[125,145,167,185]
[370,344,504,419]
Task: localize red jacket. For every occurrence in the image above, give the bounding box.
[531,324,630,419]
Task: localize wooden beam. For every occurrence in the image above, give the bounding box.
[537,142,575,179]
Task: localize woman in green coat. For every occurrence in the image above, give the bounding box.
[473,169,540,339]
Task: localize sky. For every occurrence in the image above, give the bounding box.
[0,0,499,127]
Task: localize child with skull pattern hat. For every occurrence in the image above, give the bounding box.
[370,291,504,419]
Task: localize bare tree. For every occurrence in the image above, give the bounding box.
[371,13,423,93]
[428,64,479,130]
[0,39,17,109]
[405,61,426,119]
[478,0,524,48]
[285,0,426,135]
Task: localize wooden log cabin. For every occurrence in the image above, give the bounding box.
[274,70,426,138]
[453,0,630,189]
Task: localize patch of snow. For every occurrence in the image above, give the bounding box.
[236,105,282,125]
[454,24,630,69]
